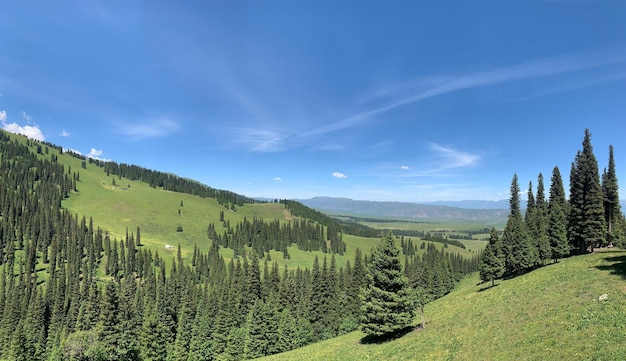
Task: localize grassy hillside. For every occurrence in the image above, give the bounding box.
[260,250,626,361]
[0,132,471,271]
[60,160,470,267]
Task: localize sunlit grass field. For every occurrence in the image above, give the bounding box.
[260,250,626,361]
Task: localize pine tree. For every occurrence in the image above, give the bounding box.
[602,145,623,247]
[534,174,551,264]
[140,305,168,361]
[549,166,567,211]
[548,166,570,262]
[568,129,606,252]
[308,256,325,341]
[244,299,278,359]
[524,180,541,265]
[172,279,196,361]
[100,281,121,360]
[360,232,415,337]
[502,174,535,275]
[187,297,214,361]
[276,308,299,353]
[245,250,262,311]
[479,228,505,286]
[226,326,247,361]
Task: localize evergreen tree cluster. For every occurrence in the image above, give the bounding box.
[480,129,625,285]
[373,227,468,249]
[207,215,347,260]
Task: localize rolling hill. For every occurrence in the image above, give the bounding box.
[260,250,626,361]
[2,130,474,272]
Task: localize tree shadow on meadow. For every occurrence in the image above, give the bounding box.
[360,325,420,345]
[594,253,626,279]
[477,283,500,292]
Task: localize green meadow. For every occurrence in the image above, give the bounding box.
[260,250,626,361]
[48,142,474,271]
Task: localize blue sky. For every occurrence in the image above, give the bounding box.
[1,1,625,202]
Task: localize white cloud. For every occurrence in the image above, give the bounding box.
[21,111,32,121]
[2,119,45,141]
[0,110,45,141]
[273,177,282,181]
[332,172,348,179]
[60,129,70,137]
[400,165,410,170]
[86,148,111,161]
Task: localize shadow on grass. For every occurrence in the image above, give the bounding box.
[595,253,626,279]
[477,283,500,292]
[360,325,420,345]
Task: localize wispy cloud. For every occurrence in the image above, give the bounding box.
[307,48,626,137]
[273,177,282,181]
[0,110,6,122]
[368,144,482,180]
[21,111,32,121]
[512,71,626,102]
[222,48,626,153]
[332,172,348,179]
[429,143,480,169]
[59,129,70,137]
[117,118,178,140]
[225,127,284,152]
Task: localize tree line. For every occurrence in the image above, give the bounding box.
[480,129,625,284]
[207,215,346,260]
[280,200,380,238]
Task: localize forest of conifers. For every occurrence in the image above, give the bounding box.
[479,129,625,285]
[0,130,478,361]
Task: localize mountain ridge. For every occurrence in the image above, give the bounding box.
[297,197,509,223]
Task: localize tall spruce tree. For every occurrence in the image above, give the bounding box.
[502,174,535,275]
[534,174,551,264]
[602,145,623,247]
[568,129,606,252]
[479,228,505,286]
[360,232,415,337]
[548,166,570,262]
[524,181,541,265]
[100,281,121,360]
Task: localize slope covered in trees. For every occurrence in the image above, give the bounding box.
[480,129,625,284]
[0,130,477,360]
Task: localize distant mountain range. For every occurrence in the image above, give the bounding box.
[422,200,510,209]
[297,197,509,223]
[296,197,626,224]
